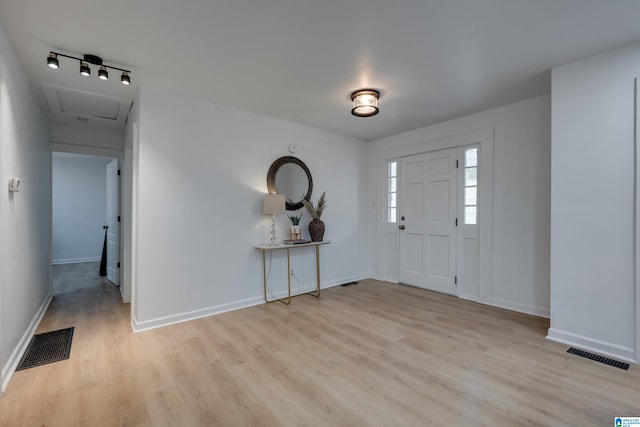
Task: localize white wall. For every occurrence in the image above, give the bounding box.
[0,23,51,391]
[52,154,110,264]
[369,94,551,317]
[121,100,139,304]
[132,86,370,330]
[51,123,123,158]
[549,42,640,362]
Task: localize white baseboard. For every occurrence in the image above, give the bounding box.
[458,293,479,302]
[131,274,371,333]
[131,295,265,333]
[546,328,636,364]
[489,298,550,319]
[52,257,101,265]
[323,274,370,288]
[2,295,53,392]
[374,279,550,319]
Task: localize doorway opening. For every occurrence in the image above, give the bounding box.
[52,152,121,297]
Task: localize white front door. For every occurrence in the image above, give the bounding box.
[106,159,120,285]
[399,148,457,294]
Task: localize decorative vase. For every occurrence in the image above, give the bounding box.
[309,219,325,242]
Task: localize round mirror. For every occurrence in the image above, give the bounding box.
[267,156,313,210]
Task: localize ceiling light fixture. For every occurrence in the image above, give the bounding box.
[47,51,132,85]
[47,53,59,69]
[350,89,380,117]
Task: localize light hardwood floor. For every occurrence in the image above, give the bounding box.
[1,279,638,426]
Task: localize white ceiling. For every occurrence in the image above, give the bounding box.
[2,1,640,141]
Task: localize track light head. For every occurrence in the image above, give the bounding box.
[98,66,108,80]
[121,71,131,85]
[47,53,59,69]
[80,62,90,77]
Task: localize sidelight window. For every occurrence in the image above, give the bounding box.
[464,148,478,225]
[387,160,397,223]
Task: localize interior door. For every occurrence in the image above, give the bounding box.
[399,148,457,294]
[106,159,120,285]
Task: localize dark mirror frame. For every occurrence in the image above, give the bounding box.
[266,156,313,211]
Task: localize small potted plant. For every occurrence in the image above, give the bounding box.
[302,191,326,242]
[287,212,302,241]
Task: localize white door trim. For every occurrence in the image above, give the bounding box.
[375,129,494,304]
[106,159,120,286]
[635,77,640,363]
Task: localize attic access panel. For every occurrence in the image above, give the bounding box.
[57,90,120,120]
[41,83,133,130]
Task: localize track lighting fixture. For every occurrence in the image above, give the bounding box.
[47,53,59,69]
[47,51,132,85]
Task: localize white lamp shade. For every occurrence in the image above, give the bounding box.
[263,193,286,215]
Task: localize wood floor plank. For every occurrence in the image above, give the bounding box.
[1,278,639,426]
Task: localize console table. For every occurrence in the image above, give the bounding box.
[255,241,330,304]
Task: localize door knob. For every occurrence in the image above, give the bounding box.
[399,225,405,230]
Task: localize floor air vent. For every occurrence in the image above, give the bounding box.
[16,327,74,371]
[567,347,629,370]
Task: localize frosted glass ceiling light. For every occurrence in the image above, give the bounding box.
[351,89,380,117]
[47,51,132,85]
[47,53,59,69]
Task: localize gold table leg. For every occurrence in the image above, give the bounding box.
[262,248,291,305]
[306,244,321,298]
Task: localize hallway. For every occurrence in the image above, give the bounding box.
[52,261,110,295]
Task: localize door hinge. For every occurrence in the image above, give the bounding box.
[455,218,458,226]
[454,275,457,285]
[117,262,121,268]
[456,160,459,168]
[117,216,121,222]
[117,169,121,176]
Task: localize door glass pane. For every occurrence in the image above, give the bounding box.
[465,167,477,186]
[465,187,477,205]
[389,161,397,177]
[388,177,396,192]
[464,206,477,225]
[465,148,477,167]
[388,208,396,223]
[388,192,396,208]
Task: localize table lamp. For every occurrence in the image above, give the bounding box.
[263,193,286,246]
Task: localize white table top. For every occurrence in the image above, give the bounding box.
[255,240,331,250]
